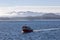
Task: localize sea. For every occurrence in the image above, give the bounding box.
[0,20,60,40]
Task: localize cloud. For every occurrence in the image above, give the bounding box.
[0,6,60,17]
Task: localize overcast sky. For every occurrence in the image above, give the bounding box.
[0,0,60,17]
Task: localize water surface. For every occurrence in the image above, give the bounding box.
[0,21,60,40]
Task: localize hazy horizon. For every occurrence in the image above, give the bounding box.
[0,0,60,17]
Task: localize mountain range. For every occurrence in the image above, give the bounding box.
[0,11,60,21]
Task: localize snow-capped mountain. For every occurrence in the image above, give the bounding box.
[7,11,43,17]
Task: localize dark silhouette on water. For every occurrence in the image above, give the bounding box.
[22,25,33,33]
[22,25,60,33]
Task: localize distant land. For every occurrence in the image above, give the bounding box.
[0,11,60,21]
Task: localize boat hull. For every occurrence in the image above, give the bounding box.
[23,29,33,33]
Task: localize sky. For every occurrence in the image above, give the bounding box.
[0,0,60,17]
[0,0,60,6]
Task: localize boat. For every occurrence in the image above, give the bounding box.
[22,25,33,33]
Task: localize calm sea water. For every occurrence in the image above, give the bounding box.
[0,21,60,40]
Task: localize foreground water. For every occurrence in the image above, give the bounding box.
[0,21,60,40]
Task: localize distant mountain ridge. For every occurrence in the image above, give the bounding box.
[0,11,60,21]
[8,11,43,17]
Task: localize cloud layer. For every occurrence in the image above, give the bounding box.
[0,6,60,17]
